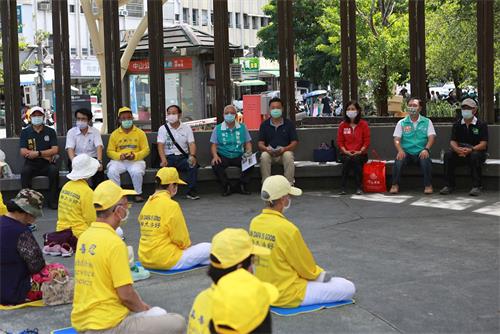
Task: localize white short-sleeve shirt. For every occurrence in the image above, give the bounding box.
[393,116,436,138]
[157,122,195,156]
[65,126,103,158]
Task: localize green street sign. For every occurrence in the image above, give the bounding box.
[239,57,259,73]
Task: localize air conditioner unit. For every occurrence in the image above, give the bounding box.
[119,8,129,16]
[38,2,51,11]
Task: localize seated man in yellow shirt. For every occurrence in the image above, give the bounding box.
[71,180,186,334]
[188,228,270,334]
[107,107,150,203]
[138,167,210,270]
[249,175,355,308]
[56,154,99,238]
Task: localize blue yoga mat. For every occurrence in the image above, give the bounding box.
[51,327,76,334]
[135,261,207,276]
[271,299,354,316]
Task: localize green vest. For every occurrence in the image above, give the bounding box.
[216,122,247,158]
[400,115,430,155]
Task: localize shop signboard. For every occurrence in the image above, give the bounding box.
[238,57,259,73]
[128,57,193,73]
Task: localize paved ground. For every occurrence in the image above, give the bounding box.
[1,189,499,334]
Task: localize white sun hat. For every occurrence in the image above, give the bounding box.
[67,154,100,181]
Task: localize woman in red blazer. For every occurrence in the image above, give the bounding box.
[337,101,371,195]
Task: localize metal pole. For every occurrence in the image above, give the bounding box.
[348,0,357,102]
[148,0,166,131]
[477,0,494,124]
[1,0,22,136]
[409,0,427,113]
[340,0,349,109]
[213,0,231,123]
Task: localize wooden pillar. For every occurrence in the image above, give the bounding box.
[477,0,494,124]
[52,0,72,135]
[148,0,166,130]
[348,0,357,102]
[409,0,427,113]
[213,0,231,123]
[277,0,295,121]
[103,0,121,131]
[0,0,22,136]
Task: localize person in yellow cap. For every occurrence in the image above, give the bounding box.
[56,154,100,238]
[188,228,271,334]
[107,106,150,203]
[249,175,355,308]
[0,192,7,216]
[71,180,186,333]
[210,268,278,334]
[138,167,210,270]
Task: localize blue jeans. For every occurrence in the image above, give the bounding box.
[392,154,432,187]
[167,154,198,191]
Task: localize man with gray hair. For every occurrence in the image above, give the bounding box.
[210,105,253,196]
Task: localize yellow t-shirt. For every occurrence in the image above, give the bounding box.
[71,222,133,331]
[138,191,191,269]
[0,192,7,216]
[56,180,96,238]
[249,208,323,307]
[188,286,214,334]
[107,126,150,161]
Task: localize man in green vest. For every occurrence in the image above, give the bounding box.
[210,105,253,196]
[390,98,436,194]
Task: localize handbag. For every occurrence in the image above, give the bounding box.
[313,140,337,162]
[32,263,74,306]
[362,150,387,193]
[43,229,78,251]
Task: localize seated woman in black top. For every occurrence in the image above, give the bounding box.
[0,189,46,305]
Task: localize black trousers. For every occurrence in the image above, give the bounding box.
[212,155,253,187]
[21,158,59,206]
[340,154,368,188]
[443,150,487,188]
[67,159,106,189]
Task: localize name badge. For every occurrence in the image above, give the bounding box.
[403,126,412,133]
[472,128,479,135]
[343,128,352,135]
[44,135,50,142]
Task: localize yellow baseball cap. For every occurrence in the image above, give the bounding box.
[261,175,302,201]
[93,180,137,211]
[212,269,279,334]
[211,228,270,269]
[117,106,132,116]
[156,167,187,185]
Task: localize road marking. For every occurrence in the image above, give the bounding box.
[473,202,500,217]
[411,197,484,211]
[350,193,413,204]
[304,191,340,198]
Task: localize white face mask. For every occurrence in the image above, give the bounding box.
[76,120,88,130]
[166,114,178,124]
[283,197,291,211]
[168,184,178,197]
[31,116,44,126]
[346,111,357,119]
[117,205,130,224]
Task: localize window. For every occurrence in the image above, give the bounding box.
[202,9,208,26]
[252,16,259,30]
[82,48,88,56]
[261,17,269,27]
[192,9,199,26]
[235,13,241,28]
[69,4,75,13]
[182,8,189,24]
[126,0,144,17]
[243,14,249,29]
[70,48,77,56]
[175,13,180,22]
[228,12,233,28]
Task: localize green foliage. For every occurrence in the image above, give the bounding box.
[426,100,457,118]
[426,0,477,94]
[87,83,102,100]
[256,0,340,86]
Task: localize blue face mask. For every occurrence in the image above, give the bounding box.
[461,110,473,120]
[270,109,282,119]
[224,113,236,123]
[121,120,133,129]
[31,116,44,126]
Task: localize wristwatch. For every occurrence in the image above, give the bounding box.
[423,148,430,153]
[38,150,42,157]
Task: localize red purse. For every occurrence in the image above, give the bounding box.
[363,150,387,193]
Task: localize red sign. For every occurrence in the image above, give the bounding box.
[242,95,262,130]
[128,57,193,73]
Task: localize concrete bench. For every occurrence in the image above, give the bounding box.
[1,125,498,193]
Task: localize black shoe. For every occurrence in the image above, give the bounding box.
[222,184,232,197]
[239,184,251,195]
[338,189,347,195]
[355,188,363,195]
[469,187,482,196]
[49,202,58,210]
[186,189,200,200]
[439,186,453,195]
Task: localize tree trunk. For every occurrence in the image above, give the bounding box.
[376,66,389,116]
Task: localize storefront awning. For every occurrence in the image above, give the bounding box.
[261,69,301,78]
[235,80,267,87]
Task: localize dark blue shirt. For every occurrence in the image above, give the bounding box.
[451,117,488,148]
[258,118,298,148]
[20,125,58,152]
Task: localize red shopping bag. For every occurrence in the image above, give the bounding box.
[363,150,387,193]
